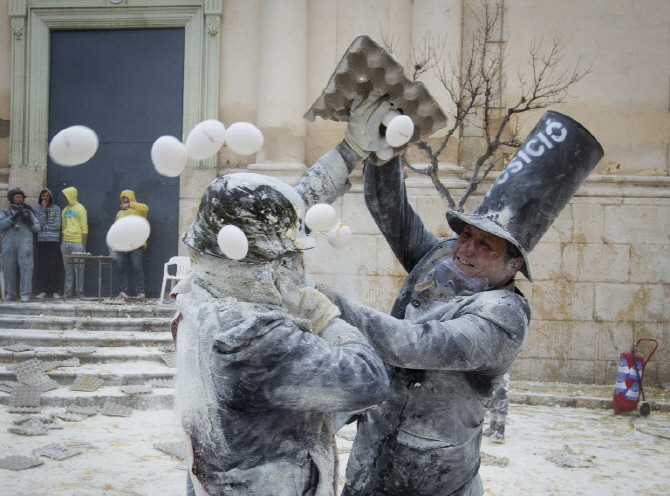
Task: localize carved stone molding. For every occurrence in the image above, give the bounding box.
[11,17,24,39]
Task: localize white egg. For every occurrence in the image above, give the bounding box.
[225,122,264,155]
[217,225,249,260]
[185,119,226,160]
[49,125,99,166]
[385,115,414,147]
[106,216,151,252]
[327,223,352,249]
[375,146,395,161]
[151,136,187,177]
[305,203,338,232]
[382,109,402,127]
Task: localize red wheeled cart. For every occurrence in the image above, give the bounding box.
[612,339,659,416]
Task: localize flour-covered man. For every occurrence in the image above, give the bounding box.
[175,170,390,496]
[328,111,604,496]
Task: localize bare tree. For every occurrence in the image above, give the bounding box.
[386,0,591,211]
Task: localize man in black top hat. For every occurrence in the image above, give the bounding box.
[328,111,604,496]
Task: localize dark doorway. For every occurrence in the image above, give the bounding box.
[47,28,185,298]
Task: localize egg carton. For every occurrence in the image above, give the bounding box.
[154,441,186,460]
[100,400,132,417]
[120,385,153,395]
[160,352,177,368]
[9,385,42,408]
[67,346,97,355]
[8,419,50,436]
[7,406,42,414]
[66,404,99,416]
[0,380,20,393]
[0,455,44,471]
[147,378,174,388]
[33,443,83,461]
[52,412,87,422]
[69,374,104,392]
[304,35,447,144]
[3,343,34,353]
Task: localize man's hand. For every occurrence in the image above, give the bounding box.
[345,91,393,158]
[21,209,33,226]
[281,285,341,335]
[10,205,23,221]
[41,199,48,210]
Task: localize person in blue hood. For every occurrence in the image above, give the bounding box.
[0,187,40,301]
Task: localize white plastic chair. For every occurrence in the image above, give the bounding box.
[159,256,191,303]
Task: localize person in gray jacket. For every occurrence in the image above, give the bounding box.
[176,172,390,496]
[325,111,604,496]
[0,187,40,302]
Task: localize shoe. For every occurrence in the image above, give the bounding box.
[20,297,30,303]
[135,293,146,302]
[53,293,62,299]
[482,422,497,437]
[490,429,505,444]
[118,292,129,301]
[36,292,47,299]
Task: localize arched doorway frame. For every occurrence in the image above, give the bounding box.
[8,0,222,173]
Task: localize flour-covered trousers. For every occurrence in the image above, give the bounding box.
[488,372,510,424]
[61,241,86,296]
[2,235,34,300]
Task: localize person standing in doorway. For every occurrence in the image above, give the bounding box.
[34,188,65,299]
[0,187,40,302]
[113,190,149,302]
[61,186,88,298]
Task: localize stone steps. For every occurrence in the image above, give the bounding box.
[0,300,175,317]
[0,328,173,348]
[0,315,171,332]
[0,299,176,410]
[0,358,174,385]
[0,343,173,365]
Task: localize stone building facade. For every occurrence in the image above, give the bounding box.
[0,0,668,385]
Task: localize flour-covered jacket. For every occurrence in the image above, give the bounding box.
[334,158,531,496]
[175,256,389,496]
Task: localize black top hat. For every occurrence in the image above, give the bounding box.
[447,111,604,281]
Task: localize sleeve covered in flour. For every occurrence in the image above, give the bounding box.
[213,311,389,413]
[333,290,529,374]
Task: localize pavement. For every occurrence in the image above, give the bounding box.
[1,380,669,495]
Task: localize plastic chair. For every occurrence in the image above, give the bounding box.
[159,256,191,303]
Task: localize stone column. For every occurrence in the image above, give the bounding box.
[250,0,308,179]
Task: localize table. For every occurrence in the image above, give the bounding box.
[63,255,114,299]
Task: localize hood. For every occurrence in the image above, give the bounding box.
[7,187,25,204]
[39,188,54,206]
[62,186,79,205]
[120,189,137,203]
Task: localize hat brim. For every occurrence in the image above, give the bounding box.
[446,211,532,282]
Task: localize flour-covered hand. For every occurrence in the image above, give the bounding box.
[345,91,392,158]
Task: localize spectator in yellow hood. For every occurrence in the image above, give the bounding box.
[113,189,149,302]
[61,186,88,298]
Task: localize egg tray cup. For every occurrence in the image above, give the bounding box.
[303,35,448,161]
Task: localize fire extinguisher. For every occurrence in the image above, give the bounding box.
[612,339,658,416]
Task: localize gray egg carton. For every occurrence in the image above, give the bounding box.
[33,443,83,461]
[154,441,186,460]
[100,400,132,417]
[69,374,104,392]
[0,455,44,470]
[304,35,447,143]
